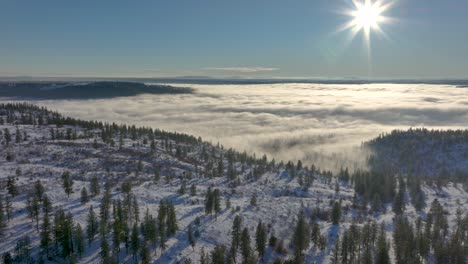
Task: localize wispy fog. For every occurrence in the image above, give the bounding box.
[31,83,468,172]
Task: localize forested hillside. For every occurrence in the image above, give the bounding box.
[0,82,193,99]
[0,103,466,264]
[366,128,468,184]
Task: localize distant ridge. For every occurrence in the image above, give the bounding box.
[0,81,193,99]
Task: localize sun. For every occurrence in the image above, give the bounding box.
[338,0,395,48]
[353,0,382,32]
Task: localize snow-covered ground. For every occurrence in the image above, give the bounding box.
[0,107,466,264]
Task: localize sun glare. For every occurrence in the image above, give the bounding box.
[353,1,382,32]
[338,0,395,49]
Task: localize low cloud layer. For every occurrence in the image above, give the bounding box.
[27,82,468,172]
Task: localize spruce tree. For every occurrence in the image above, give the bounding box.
[62,171,74,197]
[74,224,85,258]
[86,206,98,244]
[6,176,18,197]
[4,195,12,221]
[90,176,100,196]
[130,223,139,260]
[292,210,310,260]
[40,212,52,258]
[255,220,267,259]
[331,201,341,225]
[241,227,254,264]
[375,223,390,264]
[230,215,242,262]
[188,224,195,249]
[34,180,45,201]
[80,187,89,204]
[0,197,6,236]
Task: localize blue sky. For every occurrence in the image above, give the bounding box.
[1,0,467,78]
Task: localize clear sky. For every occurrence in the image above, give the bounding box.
[1,0,467,79]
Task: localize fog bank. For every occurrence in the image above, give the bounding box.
[30,82,468,172]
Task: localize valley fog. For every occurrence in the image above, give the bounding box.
[34,82,468,172]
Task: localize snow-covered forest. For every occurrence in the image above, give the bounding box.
[0,103,466,264]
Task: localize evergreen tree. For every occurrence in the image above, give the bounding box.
[213,189,222,216]
[0,197,6,237]
[255,220,267,259]
[86,206,99,244]
[205,187,213,215]
[230,215,242,262]
[34,180,45,201]
[130,224,139,260]
[331,201,341,225]
[188,224,196,249]
[311,222,320,246]
[250,194,257,207]
[80,187,89,204]
[240,228,254,264]
[375,223,390,264]
[166,202,178,235]
[158,200,167,251]
[74,224,85,258]
[42,194,52,217]
[211,245,226,264]
[62,171,74,197]
[190,184,197,196]
[393,188,405,215]
[292,210,310,260]
[90,176,100,196]
[140,243,150,264]
[331,236,341,264]
[40,213,52,258]
[4,195,12,221]
[100,239,110,264]
[4,128,11,145]
[6,176,18,197]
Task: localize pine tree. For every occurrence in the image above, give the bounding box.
[241,227,254,264]
[292,210,310,260]
[62,171,74,197]
[100,239,110,263]
[26,195,40,231]
[311,221,320,246]
[250,194,257,207]
[158,200,167,251]
[331,201,341,225]
[200,247,209,264]
[6,176,18,197]
[40,212,52,258]
[190,184,197,196]
[331,236,341,264]
[4,128,11,145]
[80,187,89,204]
[230,215,242,262]
[393,189,405,215]
[86,206,99,244]
[188,224,196,249]
[211,245,226,264]
[0,197,6,236]
[4,195,12,221]
[205,187,213,215]
[375,223,390,264]
[213,189,222,216]
[40,195,50,216]
[90,176,100,196]
[130,223,139,259]
[166,202,178,235]
[255,220,267,259]
[140,243,150,264]
[34,180,45,201]
[74,224,84,258]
